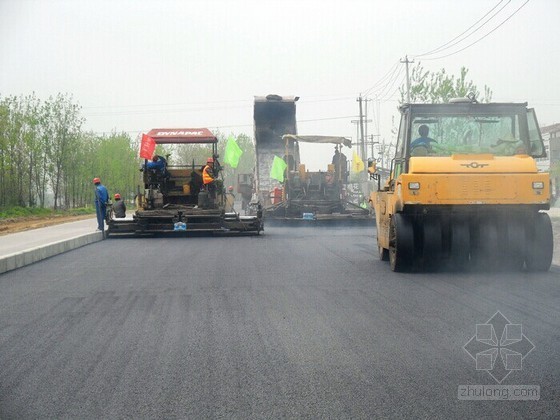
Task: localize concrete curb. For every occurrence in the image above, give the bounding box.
[0,231,103,275]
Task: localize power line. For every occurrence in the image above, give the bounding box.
[361,1,529,103]
[413,0,509,58]
[81,98,252,110]
[85,114,360,135]
[361,2,507,99]
[363,60,401,96]
[363,64,404,102]
[84,103,254,117]
[376,66,405,102]
[421,0,530,61]
[82,95,356,117]
[379,74,407,103]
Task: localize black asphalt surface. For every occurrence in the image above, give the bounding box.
[1,226,559,418]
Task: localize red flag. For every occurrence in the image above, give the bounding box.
[139,134,156,159]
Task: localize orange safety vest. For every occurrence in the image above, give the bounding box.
[202,165,214,185]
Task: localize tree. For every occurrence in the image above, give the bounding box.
[42,94,84,209]
[0,93,142,210]
[400,64,492,104]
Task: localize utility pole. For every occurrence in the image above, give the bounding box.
[368,134,380,160]
[356,95,373,160]
[364,97,373,159]
[351,120,360,150]
[358,95,365,160]
[401,55,414,104]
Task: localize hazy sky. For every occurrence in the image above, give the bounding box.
[1,0,559,169]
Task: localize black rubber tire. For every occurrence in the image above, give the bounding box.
[471,218,498,270]
[450,219,470,271]
[503,217,525,271]
[525,213,553,272]
[422,216,442,270]
[389,213,414,272]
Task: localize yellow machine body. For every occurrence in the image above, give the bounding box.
[370,100,553,272]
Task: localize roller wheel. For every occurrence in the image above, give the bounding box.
[389,213,414,272]
[450,219,470,271]
[503,217,525,271]
[422,216,442,270]
[525,213,553,272]
[471,218,499,270]
[379,245,389,261]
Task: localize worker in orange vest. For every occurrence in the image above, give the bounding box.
[203,157,217,198]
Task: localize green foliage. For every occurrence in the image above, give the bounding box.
[0,206,51,219]
[0,206,95,219]
[87,132,140,202]
[0,93,141,209]
[400,64,493,104]
[0,93,255,209]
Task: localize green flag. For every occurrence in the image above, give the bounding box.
[223,136,243,168]
[270,156,287,182]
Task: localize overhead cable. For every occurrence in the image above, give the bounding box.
[414,0,509,58]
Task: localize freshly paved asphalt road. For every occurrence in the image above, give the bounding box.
[1,226,559,418]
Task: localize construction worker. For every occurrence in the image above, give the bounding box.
[410,125,437,155]
[146,155,167,172]
[225,185,235,212]
[112,193,126,218]
[93,177,109,231]
[332,146,348,183]
[203,157,217,198]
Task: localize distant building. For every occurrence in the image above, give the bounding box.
[539,123,560,204]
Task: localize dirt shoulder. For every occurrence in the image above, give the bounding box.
[0,214,95,236]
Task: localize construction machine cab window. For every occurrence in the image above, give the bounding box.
[408,113,533,157]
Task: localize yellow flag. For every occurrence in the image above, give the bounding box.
[352,152,365,173]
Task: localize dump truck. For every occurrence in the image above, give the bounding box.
[107,128,263,235]
[370,96,553,271]
[253,94,370,222]
[253,94,299,207]
[264,134,370,221]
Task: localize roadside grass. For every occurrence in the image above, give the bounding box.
[0,206,96,220]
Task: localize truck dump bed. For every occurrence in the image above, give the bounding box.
[253,95,299,206]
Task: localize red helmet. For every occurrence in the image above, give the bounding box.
[93,177,101,184]
[207,157,214,163]
[228,185,234,191]
[114,193,121,199]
